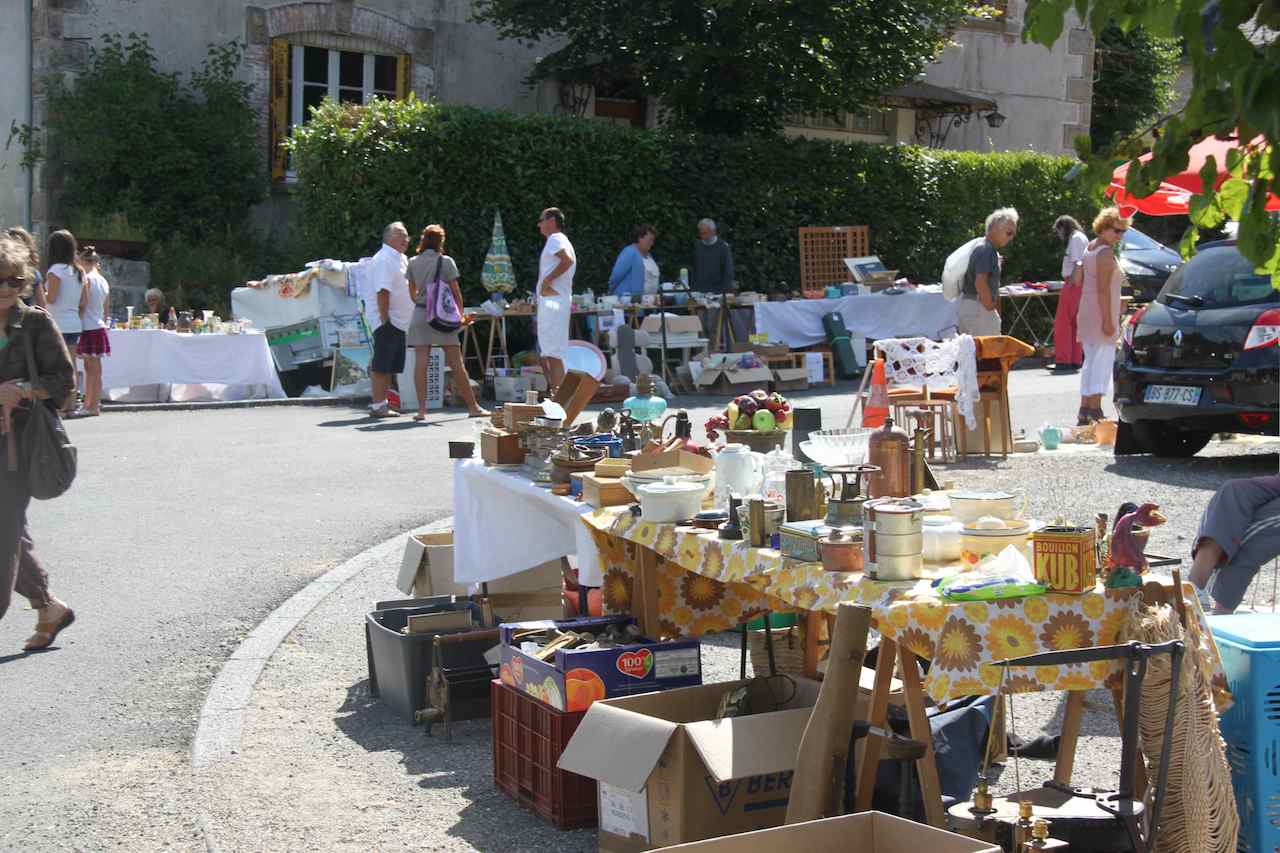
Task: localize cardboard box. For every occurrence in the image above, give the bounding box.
[397,532,471,597]
[695,364,775,396]
[494,374,531,402]
[558,679,834,851]
[481,429,525,465]
[771,367,810,392]
[499,615,702,712]
[732,343,791,359]
[631,448,715,477]
[649,811,999,852]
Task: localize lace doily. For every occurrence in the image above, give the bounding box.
[876,335,978,429]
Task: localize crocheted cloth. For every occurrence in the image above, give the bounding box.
[876,335,978,429]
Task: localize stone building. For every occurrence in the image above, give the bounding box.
[0,0,1093,238]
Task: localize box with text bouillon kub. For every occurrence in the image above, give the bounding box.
[1032,526,1097,593]
[499,615,702,712]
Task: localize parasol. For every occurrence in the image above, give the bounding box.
[1107,134,1280,217]
[480,210,516,293]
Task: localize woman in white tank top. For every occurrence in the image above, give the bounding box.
[44,229,84,413]
[1075,207,1130,425]
[73,245,111,417]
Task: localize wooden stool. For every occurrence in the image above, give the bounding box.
[895,402,955,463]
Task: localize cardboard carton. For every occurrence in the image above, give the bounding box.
[649,811,999,852]
[770,368,810,392]
[397,532,471,597]
[558,679,837,851]
[481,429,524,465]
[500,615,701,712]
[695,363,774,396]
[731,343,791,359]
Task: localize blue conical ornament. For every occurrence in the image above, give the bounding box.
[481,210,516,294]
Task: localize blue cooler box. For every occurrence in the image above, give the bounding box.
[1208,613,1280,853]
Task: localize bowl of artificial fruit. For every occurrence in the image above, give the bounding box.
[705,389,793,453]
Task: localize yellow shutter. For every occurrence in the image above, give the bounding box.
[396,54,411,100]
[269,38,289,180]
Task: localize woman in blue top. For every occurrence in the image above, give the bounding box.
[608,224,659,296]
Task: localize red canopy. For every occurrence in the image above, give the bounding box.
[1107,134,1280,216]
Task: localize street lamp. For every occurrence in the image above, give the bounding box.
[984,110,1006,129]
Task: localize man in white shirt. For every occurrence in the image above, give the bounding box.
[536,207,576,392]
[1052,215,1089,373]
[366,221,412,416]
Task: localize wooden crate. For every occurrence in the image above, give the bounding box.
[799,225,870,292]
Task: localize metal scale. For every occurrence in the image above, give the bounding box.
[822,463,880,529]
[950,640,1185,852]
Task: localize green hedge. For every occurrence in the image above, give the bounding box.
[289,99,1100,304]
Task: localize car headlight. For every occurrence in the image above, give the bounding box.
[1119,259,1150,278]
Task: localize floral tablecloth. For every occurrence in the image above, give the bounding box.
[584,508,1226,704]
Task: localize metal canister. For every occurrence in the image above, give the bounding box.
[1032,526,1097,593]
[867,417,911,498]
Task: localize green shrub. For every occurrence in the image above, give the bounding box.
[147,228,311,316]
[289,98,1101,304]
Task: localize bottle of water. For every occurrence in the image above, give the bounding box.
[679,268,689,289]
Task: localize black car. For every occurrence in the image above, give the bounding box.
[1115,241,1279,457]
[1116,227,1182,303]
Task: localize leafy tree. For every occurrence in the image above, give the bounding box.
[45,33,264,240]
[472,0,974,136]
[1024,0,1280,284]
[1090,24,1182,151]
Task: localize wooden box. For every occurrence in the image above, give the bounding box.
[552,370,601,427]
[594,457,631,479]
[503,402,544,433]
[579,473,633,508]
[481,429,525,465]
[631,447,714,476]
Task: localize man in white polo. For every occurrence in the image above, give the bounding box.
[366,221,412,417]
[536,207,576,392]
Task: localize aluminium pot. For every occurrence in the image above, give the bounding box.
[868,552,924,581]
[864,498,925,535]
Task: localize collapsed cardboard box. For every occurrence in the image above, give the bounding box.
[770,368,809,392]
[695,357,774,396]
[559,678,856,851]
[649,811,999,852]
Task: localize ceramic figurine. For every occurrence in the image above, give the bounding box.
[1107,502,1167,574]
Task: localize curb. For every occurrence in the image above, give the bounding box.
[190,517,453,848]
[105,395,369,413]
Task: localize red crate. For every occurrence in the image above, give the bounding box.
[491,680,598,829]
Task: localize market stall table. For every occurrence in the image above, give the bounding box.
[580,506,1228,828]
[753,290,959,349]
[102,328,287,400]
[999,285,1061,353]
[452,459,603,586]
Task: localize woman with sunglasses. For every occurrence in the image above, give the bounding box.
[1076,206,1131,425]
[0,236,77,651]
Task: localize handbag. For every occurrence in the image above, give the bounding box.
[20,312,77,499]
[422,256,463,333]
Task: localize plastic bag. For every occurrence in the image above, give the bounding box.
[942,237,984,301]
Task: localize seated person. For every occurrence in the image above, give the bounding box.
[1189,474,1280,613]
[140,288,169,321]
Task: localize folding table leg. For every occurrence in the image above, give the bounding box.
[1052,690,1087,786]
[897,645,945,827]
[856,637,897,811]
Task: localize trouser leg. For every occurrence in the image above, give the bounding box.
[1207,497,1280,611]
[0,468,43,622]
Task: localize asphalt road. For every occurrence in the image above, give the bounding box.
[0,368,1269,850]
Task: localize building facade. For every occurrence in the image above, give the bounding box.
[2,0,1093,238]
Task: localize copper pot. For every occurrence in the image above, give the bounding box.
[867,417,911,498]
[818,527,865,572]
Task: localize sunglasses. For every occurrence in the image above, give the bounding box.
[0,276,26,290]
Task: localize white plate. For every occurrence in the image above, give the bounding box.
[1144,384,1201,406]
[564,340,608,381]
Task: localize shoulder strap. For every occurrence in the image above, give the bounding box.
[20,307,40,384]
[433,255,443,282]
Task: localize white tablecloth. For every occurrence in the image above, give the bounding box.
[752,291,959,348]
[101,330,287,398]
[453,460,603,586]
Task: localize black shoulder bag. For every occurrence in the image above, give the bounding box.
[21,314,77,499]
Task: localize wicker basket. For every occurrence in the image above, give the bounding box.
[725,429,789,454]
[748,624,807,678]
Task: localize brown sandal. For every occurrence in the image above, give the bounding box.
[23,607,76,652]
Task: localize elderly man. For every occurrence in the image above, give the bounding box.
[958,207,1018,337]
[537,207,577,392]
[365,221,412,417]
[690,218,734,294]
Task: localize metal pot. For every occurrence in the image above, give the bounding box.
[818,527,865,573]
[868,552,924,581]
[871,531,923,557]
[864,498,925,535]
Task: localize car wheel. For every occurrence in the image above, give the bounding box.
[1132,421,1213,458]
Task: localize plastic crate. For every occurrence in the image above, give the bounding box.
[1208,614,1280,853]
[491,679,597,829]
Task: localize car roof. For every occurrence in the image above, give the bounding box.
[1197,239,1239,251]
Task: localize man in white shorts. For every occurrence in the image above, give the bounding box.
[536,207,576,392]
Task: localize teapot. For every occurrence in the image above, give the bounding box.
[714,443,764,504]
[1038,424,1062,451]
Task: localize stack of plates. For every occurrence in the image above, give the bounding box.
[620,471,713,497]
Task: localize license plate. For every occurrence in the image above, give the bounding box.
[1144,384,1202,406]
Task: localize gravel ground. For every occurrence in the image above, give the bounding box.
[201,436,1280,850]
